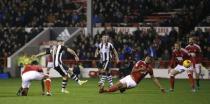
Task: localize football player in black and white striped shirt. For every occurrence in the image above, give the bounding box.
[35,40,87,93]
[95,35,119,91]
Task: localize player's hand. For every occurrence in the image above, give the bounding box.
[31,55,36,59]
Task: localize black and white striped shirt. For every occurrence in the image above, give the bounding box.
[46,45,67,67]
[98,42,114,62]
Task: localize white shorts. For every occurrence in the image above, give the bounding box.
[21,71,44,88]
[174,64,193,73]
[47,62,54,68]
[119,75,137,88]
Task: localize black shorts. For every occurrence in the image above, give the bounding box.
[97,60,111,71]
[54,64,69,77]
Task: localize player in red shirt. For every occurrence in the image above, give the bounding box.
[168,43,195,92]
[17,61,51,96]
[99,56,165,94]
[185,37,202,89]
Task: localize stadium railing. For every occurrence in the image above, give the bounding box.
[63,60,210,69]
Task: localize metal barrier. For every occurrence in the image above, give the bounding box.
[63,60,210,68]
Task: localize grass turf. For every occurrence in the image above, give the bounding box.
[0,78,209,104]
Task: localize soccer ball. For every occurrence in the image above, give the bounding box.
[183,60,191,68]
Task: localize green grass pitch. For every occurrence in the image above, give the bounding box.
[0,78,209,104]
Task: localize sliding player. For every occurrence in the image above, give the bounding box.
[99,56,165,94]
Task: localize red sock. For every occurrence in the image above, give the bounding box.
[170,76,175,90]
[45,79,51,93]
[188,74,195,89]
[108,85,119,92]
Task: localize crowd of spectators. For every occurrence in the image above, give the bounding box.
[68,27,210,68]
[198,16,210,26]
[0,0,86,27]
[159,0,210,34]
[92,0,207,27]
[0,27,43,67]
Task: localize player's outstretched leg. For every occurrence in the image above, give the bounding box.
[106,73,113,87]
[68,69,87,85]
[99,81,124,93]
[187,73,195,92]
[169,69,180,92]
[169,75,175,92]
[61,77,69,93]
[98,72,106,86]
[99,85,119,93]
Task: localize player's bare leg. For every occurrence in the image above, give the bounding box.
[169,69,181,92]
[186,70,196,92]
[100,81,127,93]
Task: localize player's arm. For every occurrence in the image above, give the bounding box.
[94,47,99,58]
[111,44,119,63]
[67,48,79,61]
[132,66,146,73]
[112,47,119,63]
[35,52,48,58]
[35,48,51,58]
[149,69,165,93]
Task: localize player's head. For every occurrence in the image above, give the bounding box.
[144,56,153,64]
[189,37,194,45]
[174,42,181,50]
[57,39,64,45]
[101,35,109,43]
[31,60,39,65]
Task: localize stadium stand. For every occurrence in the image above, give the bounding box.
[0,0,86,27]
[92,0,208,27]
[0,27,43,67]
[198,16,210,26]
